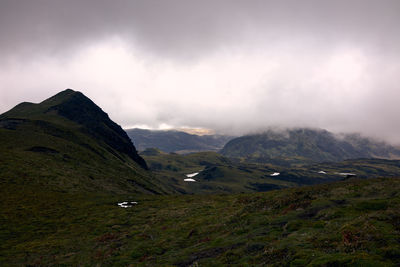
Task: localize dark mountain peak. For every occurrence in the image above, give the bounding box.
[43,89,95,111]
[1,89,87,119]
[47,88,77,98]
[46,90,104,124]
[46,90,147,169]
[1,89,148,169]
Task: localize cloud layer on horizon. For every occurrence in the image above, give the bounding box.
[1,0,400,143]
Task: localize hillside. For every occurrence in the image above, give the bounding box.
[141,149,400,194]
[125,128,233,153]
[1,177,399,265]
[0,89,176,194]
[221,128,400,165]
[2,90,400,266]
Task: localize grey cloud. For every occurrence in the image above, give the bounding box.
[1,0,399,60]
[1,0,400,144]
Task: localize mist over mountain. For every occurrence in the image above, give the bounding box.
[2,1,400,144]
[221,128,400,165]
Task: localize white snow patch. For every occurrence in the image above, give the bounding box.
[184,178,196,182]
[318,171,327,174]
[117,201,138,208]
[337,172,356,176]
[186,172,199,178]
[270,172,280,176]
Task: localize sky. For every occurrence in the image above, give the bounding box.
[1,0,400,143]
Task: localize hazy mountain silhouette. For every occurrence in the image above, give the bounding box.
[126,128,234,153]
[221,128,400,165]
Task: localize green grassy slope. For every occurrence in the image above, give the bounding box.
[142,149,400,194]
[0,89,176,194]
[142,150,296,194]
[1,177,399,266]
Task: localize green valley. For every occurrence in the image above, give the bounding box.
[141,148,400,194]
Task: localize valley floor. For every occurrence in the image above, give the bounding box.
[1,178,400,266]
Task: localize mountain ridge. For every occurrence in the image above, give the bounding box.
[220,128,400,165]
[0,89,180,194]
[126,127,234,153]
[2,89,147,169]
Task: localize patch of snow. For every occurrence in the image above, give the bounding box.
[318,171,327,174]
[184,178,196,182]
[186,172,199,178]
[270,172,280,176]
[117,201,138,208]
[337,172,356,176]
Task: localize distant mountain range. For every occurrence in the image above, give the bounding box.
[126,128,234,153]
[0,89,176,194]
[220,128,400,165]
[127,127,400,166]
[2,89,400,196]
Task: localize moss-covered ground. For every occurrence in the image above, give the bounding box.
[142,149,400,194]
[1,177,399,266]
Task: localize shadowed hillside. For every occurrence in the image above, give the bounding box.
[0,89,176,194]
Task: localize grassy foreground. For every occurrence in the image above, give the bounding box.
[1,178,400,266]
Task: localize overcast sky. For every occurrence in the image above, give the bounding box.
[1,0,400,143]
